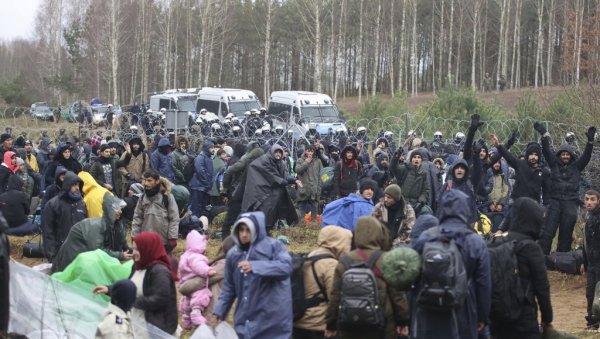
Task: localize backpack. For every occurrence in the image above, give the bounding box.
[487,235,532,323]
[337,249,385,331]
[416,226,471,311]
[214,167,226,193]
[291,252,334,321]
[183,154,196,183]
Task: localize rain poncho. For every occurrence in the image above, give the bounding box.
[321,193,374,231]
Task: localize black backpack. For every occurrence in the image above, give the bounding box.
[487,235,533,322]
[337,249,385,331]
[417,227,471,311]
[183,154,196,183]
[291,252,334,321]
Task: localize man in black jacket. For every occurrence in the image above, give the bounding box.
[0,211,9,334]
[582,190,600,330]
[89,144,121,196]
[492,197,553,338]
[536,123,596,254]
[41,171,88,261]
[0,176,39,236]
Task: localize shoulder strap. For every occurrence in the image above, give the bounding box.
[162,193,169,209]
[356,248,384,279]
[308,253,335,302]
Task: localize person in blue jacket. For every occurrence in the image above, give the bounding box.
[150,137,175,183]
[411,189,491,339]
[189,140,214,217]
[212,211,293,339]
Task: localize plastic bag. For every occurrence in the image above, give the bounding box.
[191,323,238,339]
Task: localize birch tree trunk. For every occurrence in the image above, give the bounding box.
[358,0,364,102]
[398,0,407,92]
[314,1,322,93]
[471,0,482,90]
[263,0,272,104]
[110,0,119,103]
[371,0,382,97]
[410,0,417,96]
[389,0,395,97]
[575,1,584,86]
[546,0,555,86]
[447,0,455,84]
[431,0,436,93]
[534,0,545,88]
[438,0,445,89]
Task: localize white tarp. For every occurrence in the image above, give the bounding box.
[8,261,175,339]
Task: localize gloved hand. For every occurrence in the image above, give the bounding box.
[533,121,547,135]
[286,176,297,185]
[395,146,404,157]
[506,130,517,148]
[470,113,485,129]
[586,126,597,142]
[166,239,178,252]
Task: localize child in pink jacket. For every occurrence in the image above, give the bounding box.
[178,230,215,329]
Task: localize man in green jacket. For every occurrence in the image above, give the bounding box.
[295,145,323,221]
[51,194,131,273]
[390,148,431,215]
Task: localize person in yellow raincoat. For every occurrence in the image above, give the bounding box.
[79,171,113,217]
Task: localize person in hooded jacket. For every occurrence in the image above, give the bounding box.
[0,175,39,235]
[44,143,82,189]
[212,211,293,339]
[190,140,214,218]
[221,142,264,238]
[172,135,193,186]
[372,184,416,246]
[150,137,175,183]
[296,145,323,222]
[325,216,409,339]
[117,136,150,197]
[411,189,491,339]
[51,194,131,273]
[536,124,596,254]
[79,171,112,218]
[0,151,18,194]
[294,226,353,339]
[36,137,54,175]
[333,145,362,198]
[41,171,88,260]
[490,197,553,338]
[41,166,68,208]
[391,147,432,213]
[95,279,137,339]
[242,144,299,232]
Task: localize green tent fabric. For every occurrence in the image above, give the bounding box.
[52,249,133,301]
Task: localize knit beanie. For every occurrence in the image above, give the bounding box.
[525,143,541,157]
[384,184,402,202]
[110,279,137,312]
[359,179,378,194]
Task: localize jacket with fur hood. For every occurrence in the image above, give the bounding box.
[295,226,353,331]
[541,139,593,201]
[41,171,88,260]
[326,216,409,339]
[51,193,128,273]
[131,177,180,244]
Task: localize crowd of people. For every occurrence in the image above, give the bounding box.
[0,110,599,339]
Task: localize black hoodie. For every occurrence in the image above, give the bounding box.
[44,144,82,188]
[542,139,593,201]
[505,197,553,330]
[0,175,29,227]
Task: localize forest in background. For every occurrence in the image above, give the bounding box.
[0,0,599,107]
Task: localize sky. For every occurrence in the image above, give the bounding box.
[0,0,42,41]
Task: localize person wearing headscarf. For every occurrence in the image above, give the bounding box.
[43,143,82,189]
[0,151,18,194]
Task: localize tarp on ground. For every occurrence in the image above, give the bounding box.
[9,260,176,338]
[51,249,133,301]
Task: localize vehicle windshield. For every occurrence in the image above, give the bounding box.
[36,106,51,113]
[301,105,340,123]
[176,96,197,111]
[229,100,262,117]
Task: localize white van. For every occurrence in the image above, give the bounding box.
[196,87,262,120]
[268,91,346,136]
[149,89,199,124]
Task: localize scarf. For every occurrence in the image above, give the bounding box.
[144,184,161,197]
[132,232,178,281]
[98,156,112,164]
[67,191,83,201]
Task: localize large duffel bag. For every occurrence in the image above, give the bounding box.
[545,250,584,275]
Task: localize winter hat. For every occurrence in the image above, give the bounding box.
[384,184,402,202]
[130,183,144,197]
[24,139,33,146]
[381,247,422,290]
[525,143,541,157]
[359,179,378,194]
[110,279,137,312]
[16,157,24,166]
[0,133,11,143]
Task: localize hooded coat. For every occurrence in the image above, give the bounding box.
[51,193,127,273]
[172,137,193,186]
[178,230,213,314]
[491,197,553,337]
[117,137,149,182]
[42,171,87,260]
[411,190,491,339]
[497,144,550,203]
[89,154,121,195]
[440,158,481,223]
[44,144,82,188]
[241,144,298,227]
[36,137,53,174]
[295,150,323,202]
[295,226,353,332]
[213,211,293,339]
[131,177,180,244]
[372,197,416,245]
[42,166,68,207]
[79,171,113,218]
[189,140,214,192]
[542,140,593,201]
[223,145,264,199]
[0,175,30,227]
[325,217,409,339]
[150,138,175,183]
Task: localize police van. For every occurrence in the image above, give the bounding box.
[196,87,262,120]
[149,89,199,125]
[268,91,346,137]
